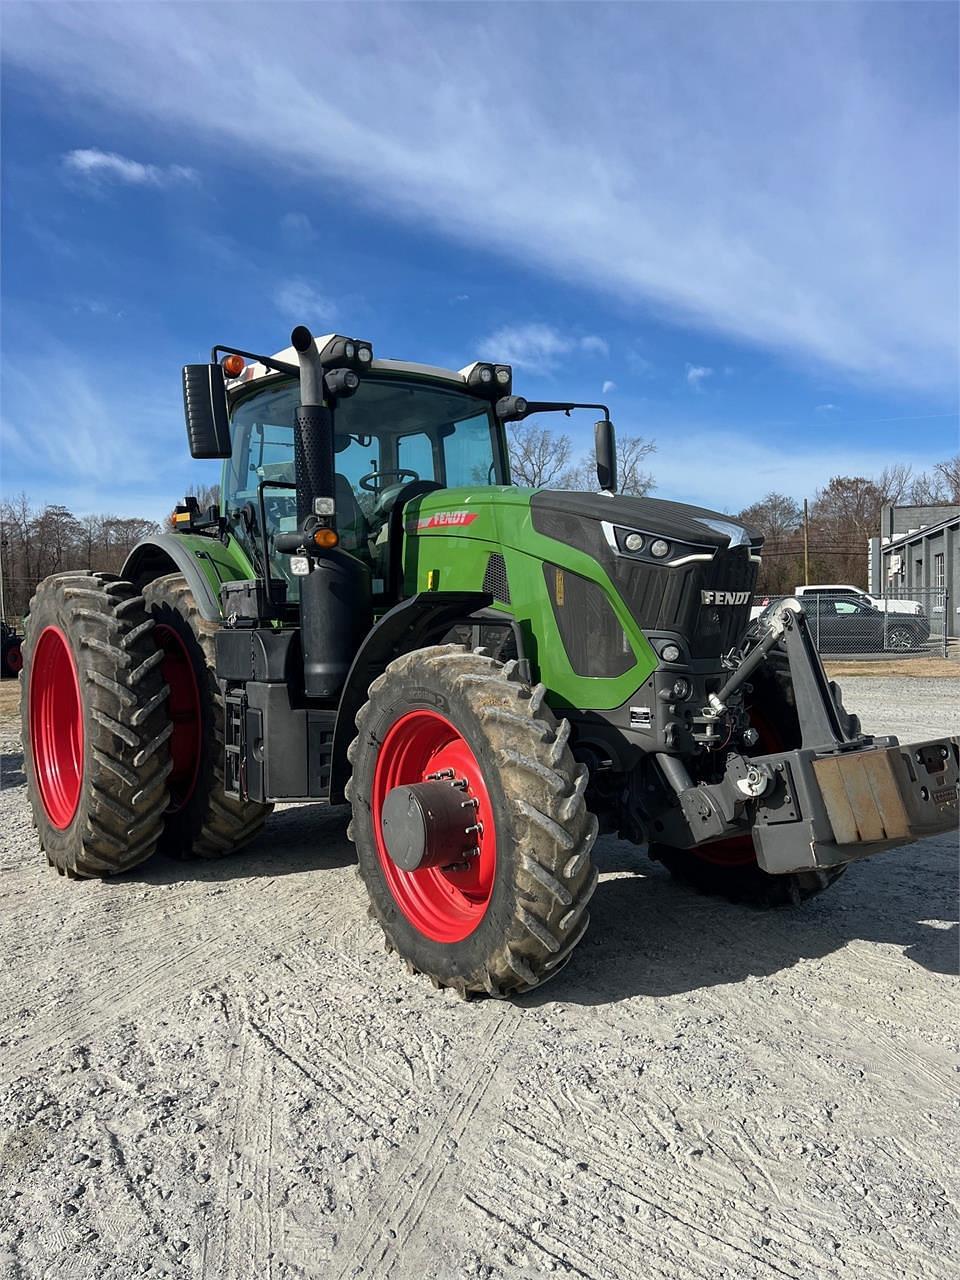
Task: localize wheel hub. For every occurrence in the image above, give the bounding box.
[381,777,482,872]
[371,709,497,943]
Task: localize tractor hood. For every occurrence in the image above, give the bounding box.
[527,488,764,663]
[531,490,763,558]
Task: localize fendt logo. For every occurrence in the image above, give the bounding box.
[407,511,479,532]
[701,590,751,605]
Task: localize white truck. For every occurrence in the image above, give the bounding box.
[794,583,923,616]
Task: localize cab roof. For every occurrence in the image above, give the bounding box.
[225,333,495,393]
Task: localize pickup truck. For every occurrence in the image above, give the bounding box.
[794,583,923,616]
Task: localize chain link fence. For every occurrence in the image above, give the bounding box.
[750,587,950,657]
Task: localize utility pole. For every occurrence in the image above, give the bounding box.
[0,521,6,623]
[802,498,810,585]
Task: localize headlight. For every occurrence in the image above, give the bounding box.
[651,539,670,558]
[495,366,512,386]
[660,642,681,662]
[624,532,644,552]
[357,345,373,364]
[479,366,494,383]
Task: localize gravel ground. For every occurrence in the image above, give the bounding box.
[0,675,957,1280]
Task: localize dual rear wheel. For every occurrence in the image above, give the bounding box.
[21,571,268,877]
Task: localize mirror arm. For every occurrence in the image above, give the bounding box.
[210,345,299,378]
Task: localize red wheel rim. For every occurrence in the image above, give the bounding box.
[154,624,202,812]
[29,626,83,829]
[372,709,497,943]
[7,645,23,674]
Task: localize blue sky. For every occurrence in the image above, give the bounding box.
[1,1,957,522]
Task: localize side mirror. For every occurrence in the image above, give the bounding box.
[595,418,617,492]
[182,364,231,459]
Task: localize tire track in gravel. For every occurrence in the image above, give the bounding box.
[0,892,348,1087]
[329,1007,521,1280]
[489,1119,824,1280]
[494,1094,951,1280]
[200,1022,277,1280]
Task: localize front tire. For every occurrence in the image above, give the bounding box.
[142,574,271,858]
[21,572,171,877]
[346,645,598,997]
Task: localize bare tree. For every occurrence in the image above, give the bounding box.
[0,496,160,622]
[934,453,960,503]
[875,464,915,507]
[506,422,575,488]
[739,492,801,540]
[562,435,656,496]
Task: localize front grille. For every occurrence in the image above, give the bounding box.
[544,563,635,678]
[482,552,511,604]
[528,503,758,659]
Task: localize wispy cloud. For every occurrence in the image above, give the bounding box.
[0,347,195,519]
[273,279,336,325]
[7,5,955,388]
[580,335,609,358]
[602,379,616,394]
[816,403,839,412]
[480,324,608,374]
[279,211,316,241]
[63,148,197,186]
[685,363,713,389]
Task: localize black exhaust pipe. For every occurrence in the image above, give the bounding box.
[287,325,372,700]
[291,325,336,528]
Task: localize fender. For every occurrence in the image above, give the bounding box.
[329,590,498,803]
[122,533,255,621]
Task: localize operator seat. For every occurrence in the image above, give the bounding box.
[335,472,369,555]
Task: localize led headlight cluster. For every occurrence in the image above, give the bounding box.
[461,362,512,396]
[318,335,374,369]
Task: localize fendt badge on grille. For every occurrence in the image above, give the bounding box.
[701,590,751,605]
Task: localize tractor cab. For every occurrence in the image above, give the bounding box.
[221,358,510,606]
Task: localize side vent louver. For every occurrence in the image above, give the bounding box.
[482,552,511,604]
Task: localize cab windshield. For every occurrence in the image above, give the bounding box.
[223,376,506,594]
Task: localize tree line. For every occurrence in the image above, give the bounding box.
[2,448,957,623]
[0,495,160,623]
[740,457,960,593]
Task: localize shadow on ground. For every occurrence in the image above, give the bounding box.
[0,751,25,789]
[520,834,959,1006]
[122,803,358,885]
[6,742,956,1000]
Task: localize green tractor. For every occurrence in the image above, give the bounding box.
[19,326,959,996]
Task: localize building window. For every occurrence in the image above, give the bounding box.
[934,553,945,591]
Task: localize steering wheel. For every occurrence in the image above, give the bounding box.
[359,468,419,493]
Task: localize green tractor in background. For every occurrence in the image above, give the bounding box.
[19,326,959,996]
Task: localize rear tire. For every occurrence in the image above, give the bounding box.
[142,574,271,858]
[21,572,171,877]
[346,645,599,997]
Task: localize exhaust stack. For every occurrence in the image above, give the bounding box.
[290,325,336,529]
